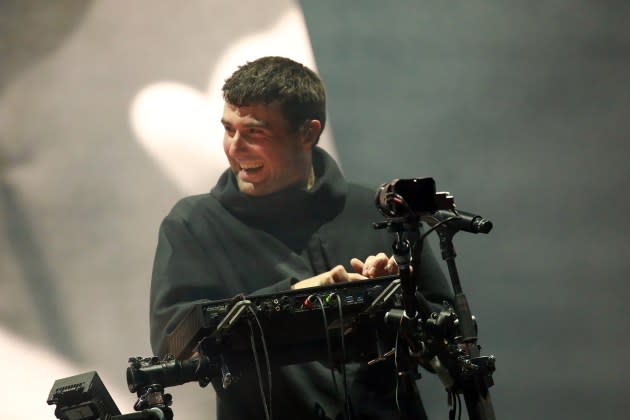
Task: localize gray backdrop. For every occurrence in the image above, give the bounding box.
[1,1,629,419]
[300,1,630,418]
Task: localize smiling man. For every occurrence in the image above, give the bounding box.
[220,101,316,197]
[149,56,450,420]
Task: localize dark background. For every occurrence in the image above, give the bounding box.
[1,1,629,418]
[300,2,630,418]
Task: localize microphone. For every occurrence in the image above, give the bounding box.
[428,209,493,234]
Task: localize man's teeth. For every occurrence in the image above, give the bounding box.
[240,162,263,170]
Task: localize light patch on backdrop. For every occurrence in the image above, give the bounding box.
[130,4,337,195]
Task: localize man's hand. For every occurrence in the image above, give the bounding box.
[291,253,398,290]
[291,265,366,290]
[350,252,398,278]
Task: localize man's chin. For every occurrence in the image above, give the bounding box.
[237,179,266,196]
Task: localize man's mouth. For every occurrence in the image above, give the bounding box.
[239,161,264,173]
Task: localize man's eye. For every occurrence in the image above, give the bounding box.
[248,128,267,138]
[224,126,236,136]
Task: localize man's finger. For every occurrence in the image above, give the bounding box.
[347,272,368,282]
[363,253,389,276]
[350,257,364,274]
[329,265,349,283]
[385,256,398,273]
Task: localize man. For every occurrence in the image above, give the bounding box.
[150,56,451,419]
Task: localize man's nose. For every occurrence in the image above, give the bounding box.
[229,131,247,153]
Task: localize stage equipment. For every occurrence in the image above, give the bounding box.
[50,176,497,420]
[125,276,404,420]
[47,371,120,420]
[373,177,496,420]
[128,275,404,383]
[47,370,172,419]
[166,274,401,360]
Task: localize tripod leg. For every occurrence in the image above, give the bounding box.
[396,372,428,420]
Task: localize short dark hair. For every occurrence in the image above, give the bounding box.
[222,56,326,136]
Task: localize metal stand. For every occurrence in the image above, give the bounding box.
[113,384,173,420]
[434,224,496,420]
[375,203,497,420]
[375,216,430,420]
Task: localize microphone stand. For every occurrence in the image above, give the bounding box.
[376,209,497,420]
[431,220,496,420]
[376,216,430,420]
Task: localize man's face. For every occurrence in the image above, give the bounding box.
[221,102,313,196]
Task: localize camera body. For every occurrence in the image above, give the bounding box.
[375,177,440,217]
[47,371,120,420]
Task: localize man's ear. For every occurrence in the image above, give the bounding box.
[302,119,322,149]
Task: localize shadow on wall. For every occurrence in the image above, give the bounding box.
[0,0,96,361]
[0,0,95,93]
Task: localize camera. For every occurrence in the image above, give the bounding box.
[374,177,438,217]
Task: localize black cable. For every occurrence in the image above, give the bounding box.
[394,328,401,413]
[333,293,352,420]
[419,216,458,242]
[447,390,463,420]
[246,306,273,420]
[312,294,339,394]
[248,306,273,420]
[247,319,270,420]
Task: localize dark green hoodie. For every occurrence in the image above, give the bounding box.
[150,147,451,420]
